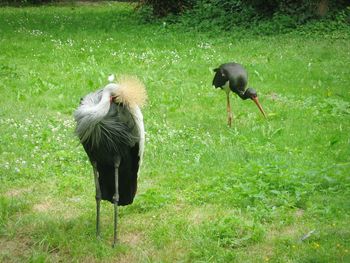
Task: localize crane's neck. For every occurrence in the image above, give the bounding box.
[78,89,113,124]
[95,91,113,118]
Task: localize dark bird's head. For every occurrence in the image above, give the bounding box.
[243,87,267,118]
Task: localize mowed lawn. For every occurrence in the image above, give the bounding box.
[0,2,349,262]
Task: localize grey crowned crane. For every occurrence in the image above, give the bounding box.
[74,76,147,247]
[212,62,266,126]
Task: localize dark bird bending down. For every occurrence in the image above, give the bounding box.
[74,77,147,247]
[212,62,266,126]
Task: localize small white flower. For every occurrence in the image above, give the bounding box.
[108,74,115,82]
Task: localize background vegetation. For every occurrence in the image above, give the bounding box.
[137,0,349,33]
[0,1,349,262]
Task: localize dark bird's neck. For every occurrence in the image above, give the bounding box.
[233,89,250,100]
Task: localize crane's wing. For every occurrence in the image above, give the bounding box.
[80,103,143,205]
[131,106,145,166]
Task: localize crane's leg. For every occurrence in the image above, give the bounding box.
[93,162,101,239]
[112,157,121,248]
[226,91,233,127]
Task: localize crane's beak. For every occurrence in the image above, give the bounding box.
[252,97,267,118]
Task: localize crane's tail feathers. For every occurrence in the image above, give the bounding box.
[115,76,147,108]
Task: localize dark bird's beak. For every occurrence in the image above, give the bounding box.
[252,96,267,118]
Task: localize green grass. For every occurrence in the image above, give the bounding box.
[1,2,350,262]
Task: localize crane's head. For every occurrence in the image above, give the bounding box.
[104,78,147,108]
[103,83,119,102]
[244,87,267,118]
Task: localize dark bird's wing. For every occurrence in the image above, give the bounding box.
[221,63,248,94]
[212,67,228,88]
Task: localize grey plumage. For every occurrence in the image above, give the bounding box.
[74,85,120,147]
[74,80,146,247]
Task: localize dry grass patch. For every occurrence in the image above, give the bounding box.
[5,187,33,198]
[32,197,83,220]
[0,236,32,262]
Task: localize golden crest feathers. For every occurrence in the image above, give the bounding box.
[114,75,147,108]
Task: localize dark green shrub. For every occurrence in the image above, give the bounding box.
[0,0,55,5]
[179,0,259,31]
[137,0,349,34]
[137,0,349,21]
[137,0,195,17]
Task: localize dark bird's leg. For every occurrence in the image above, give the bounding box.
[112,157,121,248]
[93,162,102,239]
[226,90,233,127]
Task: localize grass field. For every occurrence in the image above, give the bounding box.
[0,2,350,262]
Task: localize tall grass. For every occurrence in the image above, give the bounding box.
[0,2,349,262]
